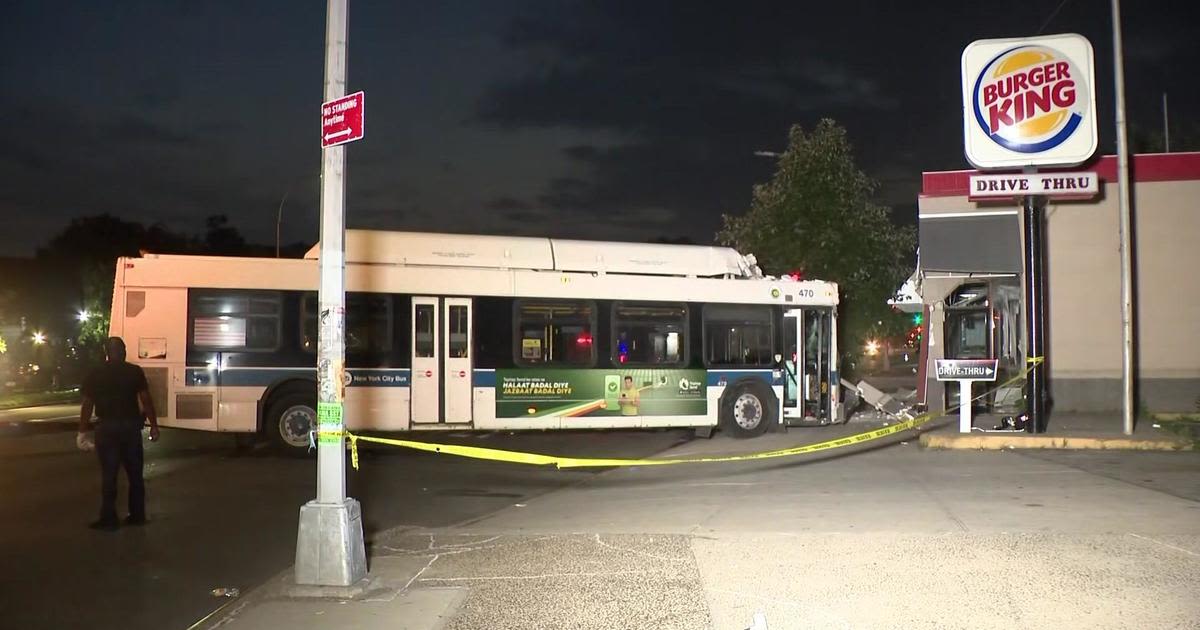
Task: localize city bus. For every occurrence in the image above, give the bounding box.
[109,230,840,452]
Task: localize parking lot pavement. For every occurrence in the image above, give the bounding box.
[411,442,1200,629]
[0,426,691,630]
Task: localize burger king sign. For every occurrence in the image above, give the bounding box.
[962,33,1097,169]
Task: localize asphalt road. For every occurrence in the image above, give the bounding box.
[3,404,1198,630]
[0,402,79,425]
[0,413,692,630]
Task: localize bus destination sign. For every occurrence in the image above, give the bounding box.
[935,359,999,382]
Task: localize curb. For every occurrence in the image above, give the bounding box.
[919,433,1195,451]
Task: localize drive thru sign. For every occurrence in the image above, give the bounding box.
[321,91,364,148]
[936,359,999,381]
[936,359,999,434]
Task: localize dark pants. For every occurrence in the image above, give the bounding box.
[95,426,145,523]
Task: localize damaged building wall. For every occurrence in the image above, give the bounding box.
[917,152,1200,414]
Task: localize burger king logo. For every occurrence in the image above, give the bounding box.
[971,44,1089,154]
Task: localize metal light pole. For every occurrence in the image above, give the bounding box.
[276,174,317,257]
[1022,180,1047,434]
[1111,0,1136,435]
[276,187,290,258]
[1162,93,1170,153]
[294,0,367,587]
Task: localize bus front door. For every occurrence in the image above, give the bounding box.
[781,308,835,425]
[410,297,473,424]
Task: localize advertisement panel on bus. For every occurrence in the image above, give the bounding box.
[496,369,707,418]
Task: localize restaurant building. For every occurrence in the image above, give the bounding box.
[912,152,1200,414]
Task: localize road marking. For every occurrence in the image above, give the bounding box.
[684,482,764,487]
[593,533,681,564]
[1127,532,1200,557]
[29,415,78,423]
[423,569,657,582]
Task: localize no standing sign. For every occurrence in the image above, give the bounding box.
[321,91,365,148]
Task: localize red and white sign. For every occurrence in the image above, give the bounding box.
[962,34,1097,169]
[321,91,364,148]
[968,172,1099,201]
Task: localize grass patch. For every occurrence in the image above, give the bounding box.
[0,389,81,411]
[1151,415,1200,448]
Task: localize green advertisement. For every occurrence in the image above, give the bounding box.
[496,369,707,418]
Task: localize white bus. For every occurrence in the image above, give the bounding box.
[110,230,840,452]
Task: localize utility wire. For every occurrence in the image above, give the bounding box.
[1037,0,1073,34]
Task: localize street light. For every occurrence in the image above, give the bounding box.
[77,310,90,322]
[32,331,46,345]
[277,173,320,257]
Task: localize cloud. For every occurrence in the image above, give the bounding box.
[101,116,197,146]
[0,102,282,251]
[473,1,955,243]
[485,196,535,211]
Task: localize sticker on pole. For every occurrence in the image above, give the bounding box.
[935,359,999,382]
[962,33,1097,169]
[321,91,364,148]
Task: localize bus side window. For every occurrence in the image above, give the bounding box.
[702,304,773,367]
[191,290,282,352]
[611,302,687,366]
[301,293,392,357]
[514,300,595,367]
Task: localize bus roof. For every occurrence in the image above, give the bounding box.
[303,230,763,279]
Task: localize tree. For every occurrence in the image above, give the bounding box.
[1130,120,1200,154]
[717,119,916,377]
[203,215,247,255]
[36,215,191,363]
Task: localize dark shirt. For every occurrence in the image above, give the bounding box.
[82,361,149,431]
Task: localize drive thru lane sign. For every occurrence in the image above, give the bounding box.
[936,359,999,434]
[936,359,999,381]
[321,91,364,148]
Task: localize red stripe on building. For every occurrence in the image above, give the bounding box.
[921,152,1200,198]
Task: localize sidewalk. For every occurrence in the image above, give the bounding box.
[196,415,1199,629]
[918,411,1196,451]
[194,559,467,630]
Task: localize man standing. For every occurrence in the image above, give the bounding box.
[618,375,640,416]
[78,337,159,531]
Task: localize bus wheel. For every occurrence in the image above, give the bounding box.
[721,382,774,438]
[266,392,316,453]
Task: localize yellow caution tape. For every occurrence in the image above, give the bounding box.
[319,362,1038,470]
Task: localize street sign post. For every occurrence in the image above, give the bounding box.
[321,91,364,148]
[295,0,367,589]
[936,359,999,433]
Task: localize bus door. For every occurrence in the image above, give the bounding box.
[781,308,834,424]
[410,297,473,424]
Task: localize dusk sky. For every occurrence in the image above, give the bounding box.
[2,0,1197,256]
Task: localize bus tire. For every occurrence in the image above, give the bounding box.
[720,381,775,438]
[265,389,317,454]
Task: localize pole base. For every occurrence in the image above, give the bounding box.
[295,498,367,587]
